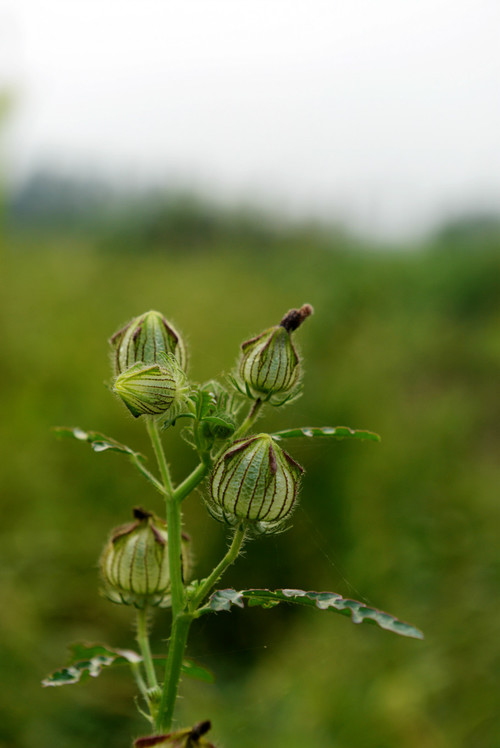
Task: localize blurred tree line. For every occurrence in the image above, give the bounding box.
[2,173,500,748]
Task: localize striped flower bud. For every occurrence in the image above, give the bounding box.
[100,508,191,608]
[238,304,313,405]
[110,310,187,376]
[208,434,303,533]
[113,354,188,418]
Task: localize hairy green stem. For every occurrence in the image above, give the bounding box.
[145,417,184,614]
[171,399,265,505]
[146,417,174,497]
[145,409,252,732]
[231,398,263,441]
[130,661,149,701]
[173,462,209,503]
[156,613,193,733]
[130,454,167,495]
[166,501,185,615]
[136,607,158,690]
[146,416,188,732]
[190,524,247,612]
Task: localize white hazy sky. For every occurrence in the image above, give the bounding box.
[1,0,500,238]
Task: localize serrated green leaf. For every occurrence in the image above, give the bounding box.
[42,643,141,687]
[53,427,146,459]
[271,426,381,442]
[197,389,218,419]
[68,643,140,663]
[202,415,234,430]
[53,427,166,493]
[209,589,246,611]
[207,589,422,640]
[42,643,214,688]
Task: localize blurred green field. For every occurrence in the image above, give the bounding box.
[1,209,500,748]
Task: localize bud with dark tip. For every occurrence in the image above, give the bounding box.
[207,434,303,533]
[100,508,191,608]
[110,310,187,376]
[134,721,215,748]
[237,304,313,405]
[113,353,189,418]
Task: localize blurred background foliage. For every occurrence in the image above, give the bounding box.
[1,175,500,748]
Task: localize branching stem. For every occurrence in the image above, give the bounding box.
[146,417,174,498]
[173,462,210,503]
[129,661,149,701]
[146,416,189,733]
[145,403,257,733]
[145,418,184,614]
[130,454,167,495]
[190,524,247,612]
[231,398,263,441]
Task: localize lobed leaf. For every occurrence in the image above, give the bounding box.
[271,426,381,442]
[53,426,146,459]
[42,643,214,687]
[42,644,141,687]
[202,415,235,431]
[195,388,218,420]
[207,588,423,639]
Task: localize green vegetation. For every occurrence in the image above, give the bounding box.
[2,198,500,747]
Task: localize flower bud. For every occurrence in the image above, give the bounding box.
[113,354,188,418]
[100,508,191,608]
[208,434,303,533]
[110,310,187,376]
[198,380,237,442]
[237,304,313,404]
[134,721,214,748]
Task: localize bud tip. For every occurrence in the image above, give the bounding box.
[279,304,314,332]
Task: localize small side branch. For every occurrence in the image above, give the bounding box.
[190,525,247,612]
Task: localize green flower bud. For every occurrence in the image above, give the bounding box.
[134,721,214,748]
[100,508,191,608]
[113,354,188,418]
[237,304,313,405]
[110,310,187,376]
[208,434,304,533]
[198,380,237,442]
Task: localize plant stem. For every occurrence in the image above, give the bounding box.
[136,606,158,690]
[145,411,250,732]
[190,524,247,611]
[170,398,264,505]
[146,416,189,733]
[156,613,193,733]
[130,454,167,496]
[173,461,209,503]
[146,417,174,497]
[166,502,185,615]
[155,526,247,732]
[145,417,184,614]
[130,661,149,701]
[231,398,263,441]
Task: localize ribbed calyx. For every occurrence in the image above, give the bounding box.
[208,434,304,533]
[237,304,313,405]
[100,508,191,608]
[113,353,189,418]
[134,721,214,747]
[110,310,187,376]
